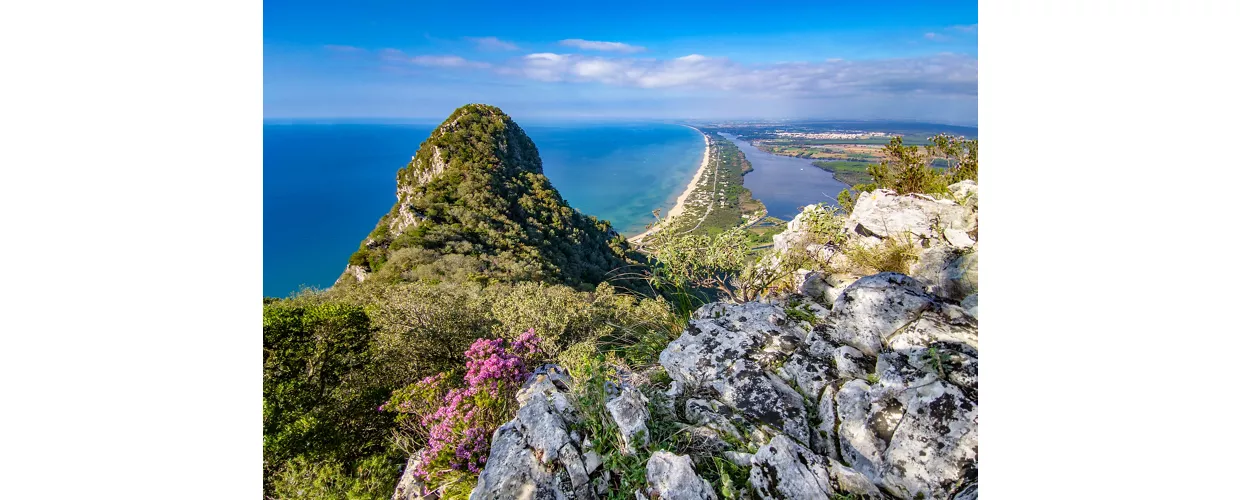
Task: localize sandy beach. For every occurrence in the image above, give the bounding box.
[629,127,711,244]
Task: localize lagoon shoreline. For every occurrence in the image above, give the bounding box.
[628,126,711,244]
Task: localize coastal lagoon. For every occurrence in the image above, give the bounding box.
[720,133,850,220]
[264,122,703,297]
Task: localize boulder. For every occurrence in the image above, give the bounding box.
[847,189,971,242]
[660,301,813,445]
[684,399,744,441]
[835,356,978,500]
[645,451,717,500]
[605,384,651,455]
[832,345,873,381]
[469,364,595,500]
[793,270,830,303]
[826,456,886,498]
[749,434,835,499]
[961,294,978,320]
[828,273,938,357]
[910,247,978,301]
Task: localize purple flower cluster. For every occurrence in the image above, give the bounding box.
[463,329,543,393]
[389,331,544,479]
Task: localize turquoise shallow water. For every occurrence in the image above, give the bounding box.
[263,122,703,298]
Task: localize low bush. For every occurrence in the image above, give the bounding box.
[843,235,919,275]
[270,455,401,500]
[381,331,546,491]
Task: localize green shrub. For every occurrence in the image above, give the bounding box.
[800,204,849,249]
[263,300,399,497]
[866,136,950,196]
[271,455,402,500]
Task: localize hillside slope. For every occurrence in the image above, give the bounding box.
[338,104,638,289]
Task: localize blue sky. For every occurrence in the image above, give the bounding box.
[264,1,978,124]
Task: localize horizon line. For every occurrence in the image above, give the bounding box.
[263,116,979,128]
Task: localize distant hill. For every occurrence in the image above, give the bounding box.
[338,104,640,289]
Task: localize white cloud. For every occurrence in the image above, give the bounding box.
[409,55,491,69]
[924,32,945,40]
[491,52,977,99]
[558,39,646,53]
[465,36,519,51]
[379,48,975,102]
[948,24,978,33]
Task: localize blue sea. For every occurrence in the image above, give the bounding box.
[264,122,704,298]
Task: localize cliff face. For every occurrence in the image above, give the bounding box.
[339,104,636,288]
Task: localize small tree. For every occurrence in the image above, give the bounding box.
[840,134,978,207]
[866,136,949,195]
[927,133,978,184]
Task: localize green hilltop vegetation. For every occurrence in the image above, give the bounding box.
[262,104,979,499]
[342,104,640,290]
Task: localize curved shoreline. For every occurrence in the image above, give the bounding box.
[629,126,711,244]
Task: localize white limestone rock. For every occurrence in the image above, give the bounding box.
[829,273,938,356]
[961,294,977,320]
[832,345,873,381]
[878,381,978,499]
[605,384,651,455]
[749,434,835,499]
[645,451,718,500]
[847,189,971,241]
[910,246,978,301]
[469,364,596,500]
[793,269,830,304]
[391,451,430,500]
[661,301,813,444]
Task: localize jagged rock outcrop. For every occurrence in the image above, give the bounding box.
[446,269,976,500]
[658,272,977,499]
[846,187,974,248]
[775,182,979,308]
[660,301,814,445]
[469,365,595,500]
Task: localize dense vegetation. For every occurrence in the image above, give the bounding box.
[264,279,682,498]
[343,104,642,290]
[811,160,874,186]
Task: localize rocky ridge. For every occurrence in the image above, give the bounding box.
[394,186,979,499]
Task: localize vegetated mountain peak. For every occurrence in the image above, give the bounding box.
[339,103,639,289]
